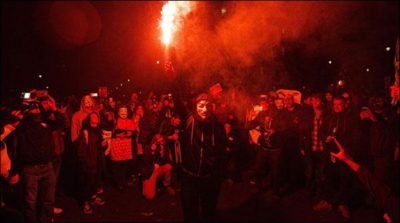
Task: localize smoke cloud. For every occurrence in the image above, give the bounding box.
[173,1,398,94]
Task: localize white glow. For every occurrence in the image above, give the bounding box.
[386,47,391,51]
[45,86,49,89]
[120,83,123,87]
[221,8,227,15]
[160,2,194,47]
[156,60,160,64]
[328,60,332,64]
[38,75,42,78]
[366,68,370,72]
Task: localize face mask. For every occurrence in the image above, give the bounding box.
[196,100,209,120]
[118,108,128,119]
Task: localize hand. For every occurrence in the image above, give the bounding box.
[360,109,377,122]
[383,212,392,223]
[330,138,350,161]
[104,147,110,156]
[116,133,126,138]
[59,104,68,114]
[266,129,275,136]
[101,139,108,147]
[8,174,20,185]
[164,61,175,74]
[47,95,57,112]
[11,110,23,120]
[390,85,399,99]
[325,136,334,143]
[169,133,179,141]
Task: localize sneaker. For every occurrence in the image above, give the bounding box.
[91,196,105,206]
[338,204,351,219]
[313,200,332,212]
[54,207,63,215]
[97,187,104,195]
[83,202,93,214]
[141,211,154,217]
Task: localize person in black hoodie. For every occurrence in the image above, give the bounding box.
[180,93,226,222]
[15,95,63,222]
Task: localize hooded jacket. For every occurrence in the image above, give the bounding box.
[181,114,226,177]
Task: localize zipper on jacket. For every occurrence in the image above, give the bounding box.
[198,132,204,176]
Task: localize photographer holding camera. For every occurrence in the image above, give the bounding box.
[14,91,64,222]
[141,134,174,200]
[160,93,176,121]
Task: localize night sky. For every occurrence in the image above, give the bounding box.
[1,1,399,104]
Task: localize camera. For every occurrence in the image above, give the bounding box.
[21,92,32,100]
[20,90,48,101]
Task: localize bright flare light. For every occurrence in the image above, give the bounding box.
[160,1,193,47]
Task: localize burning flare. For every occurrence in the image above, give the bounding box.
[160,1,193,47]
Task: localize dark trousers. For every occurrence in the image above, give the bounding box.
[281,146,304,189]
[79,166,97,204]
[252,148,281,191]
[180,173,221,222]
[22,162,56,222]
[324,160,359,206]
[112,160,129,188]
[304,151,328,197]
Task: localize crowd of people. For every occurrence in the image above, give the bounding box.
[0,81,399,222]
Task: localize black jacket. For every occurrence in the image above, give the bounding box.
[16,117,55,166]
[181,115,226,177]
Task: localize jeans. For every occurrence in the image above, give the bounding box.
[22,162,56,222]
[142,164,172,200]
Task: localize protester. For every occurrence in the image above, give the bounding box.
[77,112,107,214]
[180,93,226,222]
[141,134,175,200]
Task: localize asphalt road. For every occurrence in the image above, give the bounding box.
[52,172,382,222]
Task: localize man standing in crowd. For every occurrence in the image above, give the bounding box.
[180,93,226,222]
[280,94,304,195]
[71,95,96,143]
[321,95,362,219]
[299,94,330,203]
[15,94,63,222]
[360,93,398,186]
